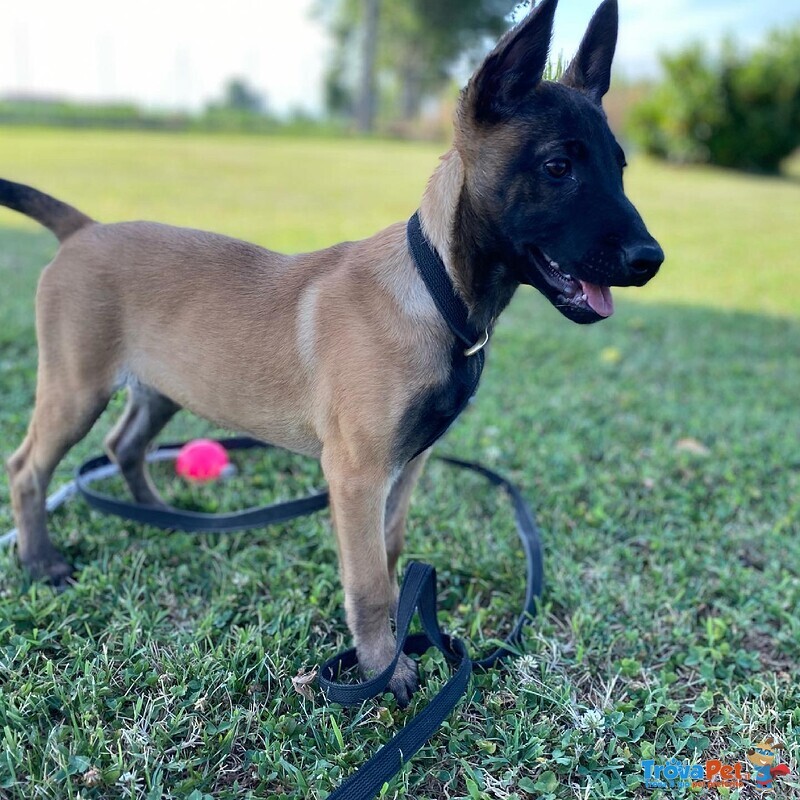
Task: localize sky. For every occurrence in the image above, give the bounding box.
[0,0,797,115]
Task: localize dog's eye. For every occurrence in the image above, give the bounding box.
[544,158,571,179]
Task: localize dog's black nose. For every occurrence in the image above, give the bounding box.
[625,241,664,277]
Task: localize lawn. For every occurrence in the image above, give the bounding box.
[0,129,798,799]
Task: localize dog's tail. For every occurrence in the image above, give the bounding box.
[0,178,94,242]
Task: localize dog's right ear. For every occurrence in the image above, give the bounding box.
[561,0,618,104]
[463,0,558,124]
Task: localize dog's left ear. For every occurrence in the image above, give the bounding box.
[561,0,618,104]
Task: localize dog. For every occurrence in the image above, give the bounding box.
[3,0,662,704]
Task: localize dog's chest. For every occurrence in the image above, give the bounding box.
[393,345,485,464]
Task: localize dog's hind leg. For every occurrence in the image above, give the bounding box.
[105,384,179,507]
[384,449,430,611]
[7,382,110,585]
[7,252,119,585]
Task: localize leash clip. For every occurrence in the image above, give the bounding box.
[464,329,489,357]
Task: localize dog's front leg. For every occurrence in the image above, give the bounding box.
[385,449,431,615]
[322,448,419,705]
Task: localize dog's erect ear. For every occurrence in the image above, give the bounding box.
[561,0,618,104]
[465,0,558,123]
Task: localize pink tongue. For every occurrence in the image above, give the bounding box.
[579,281,614,317]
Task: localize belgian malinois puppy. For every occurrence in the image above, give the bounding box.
[4,0,662,703]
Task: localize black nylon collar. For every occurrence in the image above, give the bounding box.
[407,211,484,352]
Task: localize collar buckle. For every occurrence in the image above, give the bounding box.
[464,329,489,357]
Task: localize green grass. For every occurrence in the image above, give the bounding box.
[0,129,798,799]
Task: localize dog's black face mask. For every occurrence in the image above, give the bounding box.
[458,0,664,324]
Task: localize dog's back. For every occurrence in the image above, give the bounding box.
[2,180,446,456]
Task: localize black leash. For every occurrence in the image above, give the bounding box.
[76,437,330,532]
[73,437,543,799]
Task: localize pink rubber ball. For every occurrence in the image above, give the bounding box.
[175,439,230,482]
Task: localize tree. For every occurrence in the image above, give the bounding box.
[317,0,518,127]
[629,26,800,174]
[219,78,266,115]
[357,0,380,132]
[318,0,359,120]
[392,0,515,120]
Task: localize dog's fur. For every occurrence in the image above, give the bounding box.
[3,0,662,703]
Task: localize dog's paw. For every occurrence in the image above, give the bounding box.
[359,647,419,707]
[25,554,75,591]
[387,652,419,707]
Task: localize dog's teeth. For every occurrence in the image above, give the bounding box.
[581,293,587,301]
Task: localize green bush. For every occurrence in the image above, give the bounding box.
[629,25,800,173]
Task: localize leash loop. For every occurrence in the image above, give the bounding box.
[316,451,543,799]
[321,562,474,800]
[75,437,330,532]
[38,437,542,800]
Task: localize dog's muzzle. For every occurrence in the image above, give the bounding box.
[524,234,664,325]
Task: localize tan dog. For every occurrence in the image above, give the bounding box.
[4,0,662,703]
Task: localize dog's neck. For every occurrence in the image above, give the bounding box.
[419,148,519,334]
[419,150,465,291]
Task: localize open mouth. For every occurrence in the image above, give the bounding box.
[527,247,614,323]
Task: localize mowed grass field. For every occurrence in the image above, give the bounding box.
[0,128,798,799]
